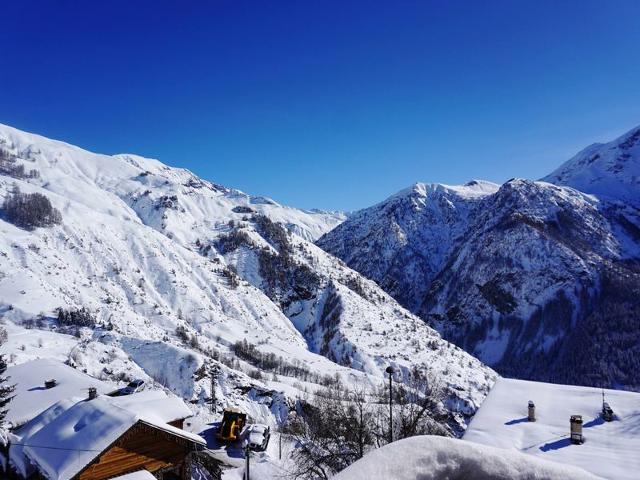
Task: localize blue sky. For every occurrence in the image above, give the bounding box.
[2,1,640,211]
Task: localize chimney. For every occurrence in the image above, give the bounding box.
[527,401,536,422]
[88,387,98,400]
[44,379,57,389]
[570,415,583,444]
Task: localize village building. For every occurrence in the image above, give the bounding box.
[1,359,218,480]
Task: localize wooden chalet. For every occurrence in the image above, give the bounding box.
[69,419,205,480]
[1,359,220,480]
[17,397,209,480]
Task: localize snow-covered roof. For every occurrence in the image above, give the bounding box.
[21,396,204,480]
[333,435,598,480]
[464,378,640,480]
[4,359,113,427]
[108,389,192,423]
[24,397,136,480]
[10,398,81,477]
[111,471,157,480]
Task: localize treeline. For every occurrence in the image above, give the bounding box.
[56,307,96,328]
[212,215,321,304]
[2,186,61,230]
[0,149,39,180]
[215,228,252,254]
[232,338,327,384]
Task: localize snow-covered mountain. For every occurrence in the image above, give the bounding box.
[543,125,640,207]
[315,181,499,312]
[318,126,640,390]
[0,123,495,433]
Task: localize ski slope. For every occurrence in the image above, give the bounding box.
[464,378,640,480]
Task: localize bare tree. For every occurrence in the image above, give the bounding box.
[394,367,449,439]
[288,370,449,479]
[287,383,376,479]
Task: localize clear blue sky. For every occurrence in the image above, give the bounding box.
[2,1,640,211]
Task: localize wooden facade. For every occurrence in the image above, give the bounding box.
[74,421,201,480]
[167,418,184,430]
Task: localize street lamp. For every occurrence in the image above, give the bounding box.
[385,366,394,444]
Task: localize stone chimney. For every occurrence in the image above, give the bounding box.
[88,387,98,400]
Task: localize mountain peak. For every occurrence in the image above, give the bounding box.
[543,124,640,206]
[391,180,499,203]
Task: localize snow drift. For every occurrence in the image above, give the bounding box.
[332,435,600,480]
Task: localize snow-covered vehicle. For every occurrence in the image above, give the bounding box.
[121,379,145,395]
[247,424,270,451]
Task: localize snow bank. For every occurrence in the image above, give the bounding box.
[464,377,640,480]
[333,436,600,480]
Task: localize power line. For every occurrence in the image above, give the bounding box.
[10,442,104,452]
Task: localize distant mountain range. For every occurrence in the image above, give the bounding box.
[318,126,640,390]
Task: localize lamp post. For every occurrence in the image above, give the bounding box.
[385,366,394,444]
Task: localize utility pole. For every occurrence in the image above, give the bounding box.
[210,365,220,413]
[385,366,394,444]
[279,430,282,460]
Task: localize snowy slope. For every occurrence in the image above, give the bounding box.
[464,378,640,480]
[318,128,640,389]
[333,435,599,480]
[543,125,640,207]
[0,123,495,433]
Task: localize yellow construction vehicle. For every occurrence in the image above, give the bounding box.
[216,408,247,442]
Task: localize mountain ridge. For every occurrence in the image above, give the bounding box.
[318,126,640,390]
